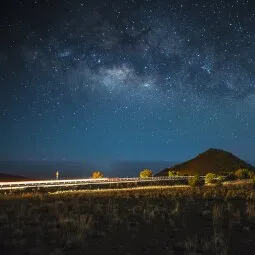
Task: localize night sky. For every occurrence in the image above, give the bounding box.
[1,0,255,165]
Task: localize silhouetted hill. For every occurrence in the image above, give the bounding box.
[155,148,255,176]
[0,173,32,182]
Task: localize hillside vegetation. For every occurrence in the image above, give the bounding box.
[156,148,255,176]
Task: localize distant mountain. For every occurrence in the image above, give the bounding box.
[0,173,32,182]
[0,160,178,179]
[0,161,97,179]
[155,148,255,176]
[108,160,178,177]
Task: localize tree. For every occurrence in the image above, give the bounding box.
[168,170,179,177]
[205,173,217,184]
[92,171,104,179]
[188,175,204,187]
[140,169,153,178]
[234,169,253,180]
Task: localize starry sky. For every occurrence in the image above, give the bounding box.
[1,0,255,165]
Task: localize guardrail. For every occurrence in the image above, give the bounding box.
[0,176,205,190]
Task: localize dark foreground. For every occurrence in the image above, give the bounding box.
[0,184,254,255]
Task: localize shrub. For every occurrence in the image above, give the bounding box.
[188,175,203,187]
[223,172,235,181]
[216,175,225,183]
[234,169,253,180]
[140,169,153,178]
[91,171,104,179]
[168,171,179,177]
[214,179,223,187]
[248,171,255,179]
[205,173,217,184]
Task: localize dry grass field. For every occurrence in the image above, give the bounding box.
[0,184,254,255]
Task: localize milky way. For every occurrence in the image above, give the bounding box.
[1,0,255,163]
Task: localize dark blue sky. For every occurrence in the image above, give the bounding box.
[1,0,255,164]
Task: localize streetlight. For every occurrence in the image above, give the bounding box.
[56,170,59,180]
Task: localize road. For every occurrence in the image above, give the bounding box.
[0,176,194,190]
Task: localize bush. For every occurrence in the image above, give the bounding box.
[205,173,217,184]
[168,171,179,177]
[248,171,255,179]
[234,169,253,180]
[217,175,225,182]
[91,171,104,179]
[140,169,153,178]
[188,175,203,187]
[223,172,235,181]
[215,178,223,187]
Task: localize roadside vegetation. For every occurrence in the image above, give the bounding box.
[140,169,153,178]
[0,160,254,254]
[168,170,179,176]
[234,168,254,180]
[0,183,254,255]
[91,171,104,178]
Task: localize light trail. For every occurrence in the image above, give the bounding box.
[0,176,201,190]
